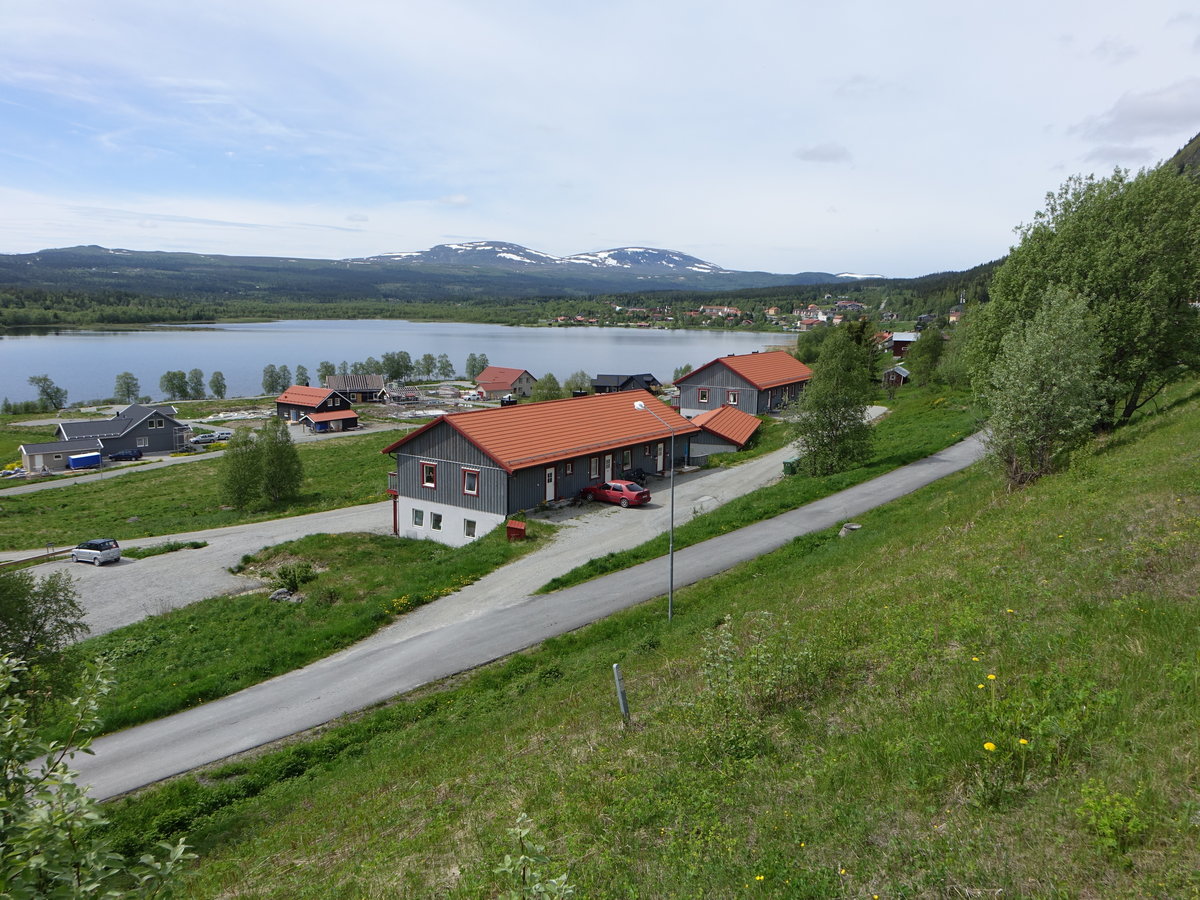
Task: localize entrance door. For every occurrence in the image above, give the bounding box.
[603,454,613,481]
[656,442,665,473]
[545,466,556,502]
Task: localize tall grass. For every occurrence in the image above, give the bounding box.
[97,382,1200,897]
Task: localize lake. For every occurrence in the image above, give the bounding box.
[0,320,794,404]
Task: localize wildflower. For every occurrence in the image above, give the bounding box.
[756,875,765,881]
[1006,608,1014,613]
[987,673,996,680]
[977,684,985,689]
[983,741,996,752]
[1019,738,1029,745]
[972,656,980,661]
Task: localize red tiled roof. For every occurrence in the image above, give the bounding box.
[276,385,335,407]
[690,405,761,448]
[302,409,359,423]
[381,390,700,473]
[475,366,534,389]
[680,350,813,390]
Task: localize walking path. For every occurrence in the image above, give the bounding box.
[71,430,986,800]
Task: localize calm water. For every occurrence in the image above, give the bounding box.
[0,320,792,404]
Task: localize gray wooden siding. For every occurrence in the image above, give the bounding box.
[678,365,757,413]
[390,421,508,515]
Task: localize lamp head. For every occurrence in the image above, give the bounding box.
[633,400,646,410]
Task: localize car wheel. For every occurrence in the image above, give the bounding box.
[71,554,79,564]
[619,497,630,508]
[93,556,102,566]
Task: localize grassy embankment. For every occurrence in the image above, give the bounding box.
[99,381,1200,897]
[53,527,550,742]
[0,431,397,551]
[541,386,979,592]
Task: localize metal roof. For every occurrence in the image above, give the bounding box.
[690,405,762,448]
[381,389,699,474]
[276,385,336,407]
[677,350,813,391]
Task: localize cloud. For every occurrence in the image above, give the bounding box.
[1092,38,1136,65]
[1073,78,1200,142]
[1081,144,1156,165]
[793,143,852,164]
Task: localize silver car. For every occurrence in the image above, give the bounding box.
[71,538,122,566]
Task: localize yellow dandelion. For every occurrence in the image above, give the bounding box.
[1019,738,1029,745]
[972,656,980,661]
[756,875,764,881]
[983,741,996,752]
[1006,608,1014,613]
[839,868,847,875]
[987,673,996,680]
[977,683,985,689]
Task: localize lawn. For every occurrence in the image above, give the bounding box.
[100,379,1200,898]
[0,432,395,550]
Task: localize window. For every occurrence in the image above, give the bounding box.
[464,519,477,538]
[412,508,424,527]
[136,437,149,448]
[698,388,710,404]
[589,456,599,478]
[332,396,341,407]
[431,513,443,531]
[643,444,651,456]
[622,449,632,469]
[421,462,437,488]
[462,469,479,495]
[727,390,739,405]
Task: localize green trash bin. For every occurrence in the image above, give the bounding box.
[783,457,801,475]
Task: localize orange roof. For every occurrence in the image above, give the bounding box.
[276,385,335,407]
[475,366,534,388]
[682,350,812,390]
[302,409,358,423]
[690,405,761,448]
[381,390,700,473]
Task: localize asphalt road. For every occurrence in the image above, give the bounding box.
[71,432,986,800]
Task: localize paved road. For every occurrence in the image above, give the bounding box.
[72,432,986,800]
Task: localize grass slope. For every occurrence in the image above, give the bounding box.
[99,383,1200,897]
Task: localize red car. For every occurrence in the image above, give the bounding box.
[582,479,651,508]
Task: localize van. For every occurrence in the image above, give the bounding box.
[70,538,122,566]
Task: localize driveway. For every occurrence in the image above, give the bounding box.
[70,430,986,800]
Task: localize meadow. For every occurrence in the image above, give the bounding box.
[99,383,1200,897]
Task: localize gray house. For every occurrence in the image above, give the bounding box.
[591,373,663,395]
[381,390,699,546]
[21,404,189,471]
[674,350,813,418]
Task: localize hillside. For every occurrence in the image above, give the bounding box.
[105,383,1200,897]
[0,242,866,303]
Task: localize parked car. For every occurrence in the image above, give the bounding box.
[107,448,143,461]
[582,480,652,508]
[70,538,121,566]
[189,432,221,445]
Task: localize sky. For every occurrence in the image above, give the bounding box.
[1,2,1198,279]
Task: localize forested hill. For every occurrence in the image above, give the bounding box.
[0,243,862,303]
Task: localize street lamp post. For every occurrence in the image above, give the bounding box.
[634,399,676,621]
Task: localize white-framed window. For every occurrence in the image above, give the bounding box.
[565,461,574,476]
[421,462,437,489]
[698,388,710,404]
[462,468,479,496]
[431,513,443,531]
[622,449,632,469]
[589,456,599,478]
[464,519,477,538]
[136,437,149,448]
[727,390,739,405]
[412,508,424,526]
[332,396,341,407]
[643,444,651,456]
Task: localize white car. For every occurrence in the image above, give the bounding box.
[71,538,122,566]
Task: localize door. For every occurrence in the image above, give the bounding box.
[656,442,665,473]
[544,466,556,502]
[603,454,613,481]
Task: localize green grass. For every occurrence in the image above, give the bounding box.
[0,423,59,467]
[58,526,550,741]
[540,385,979,592]
[0,432,395,550]
[121,540,208,560]
[95,379,1200,897]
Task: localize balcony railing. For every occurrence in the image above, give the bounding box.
[386,472,399,496]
